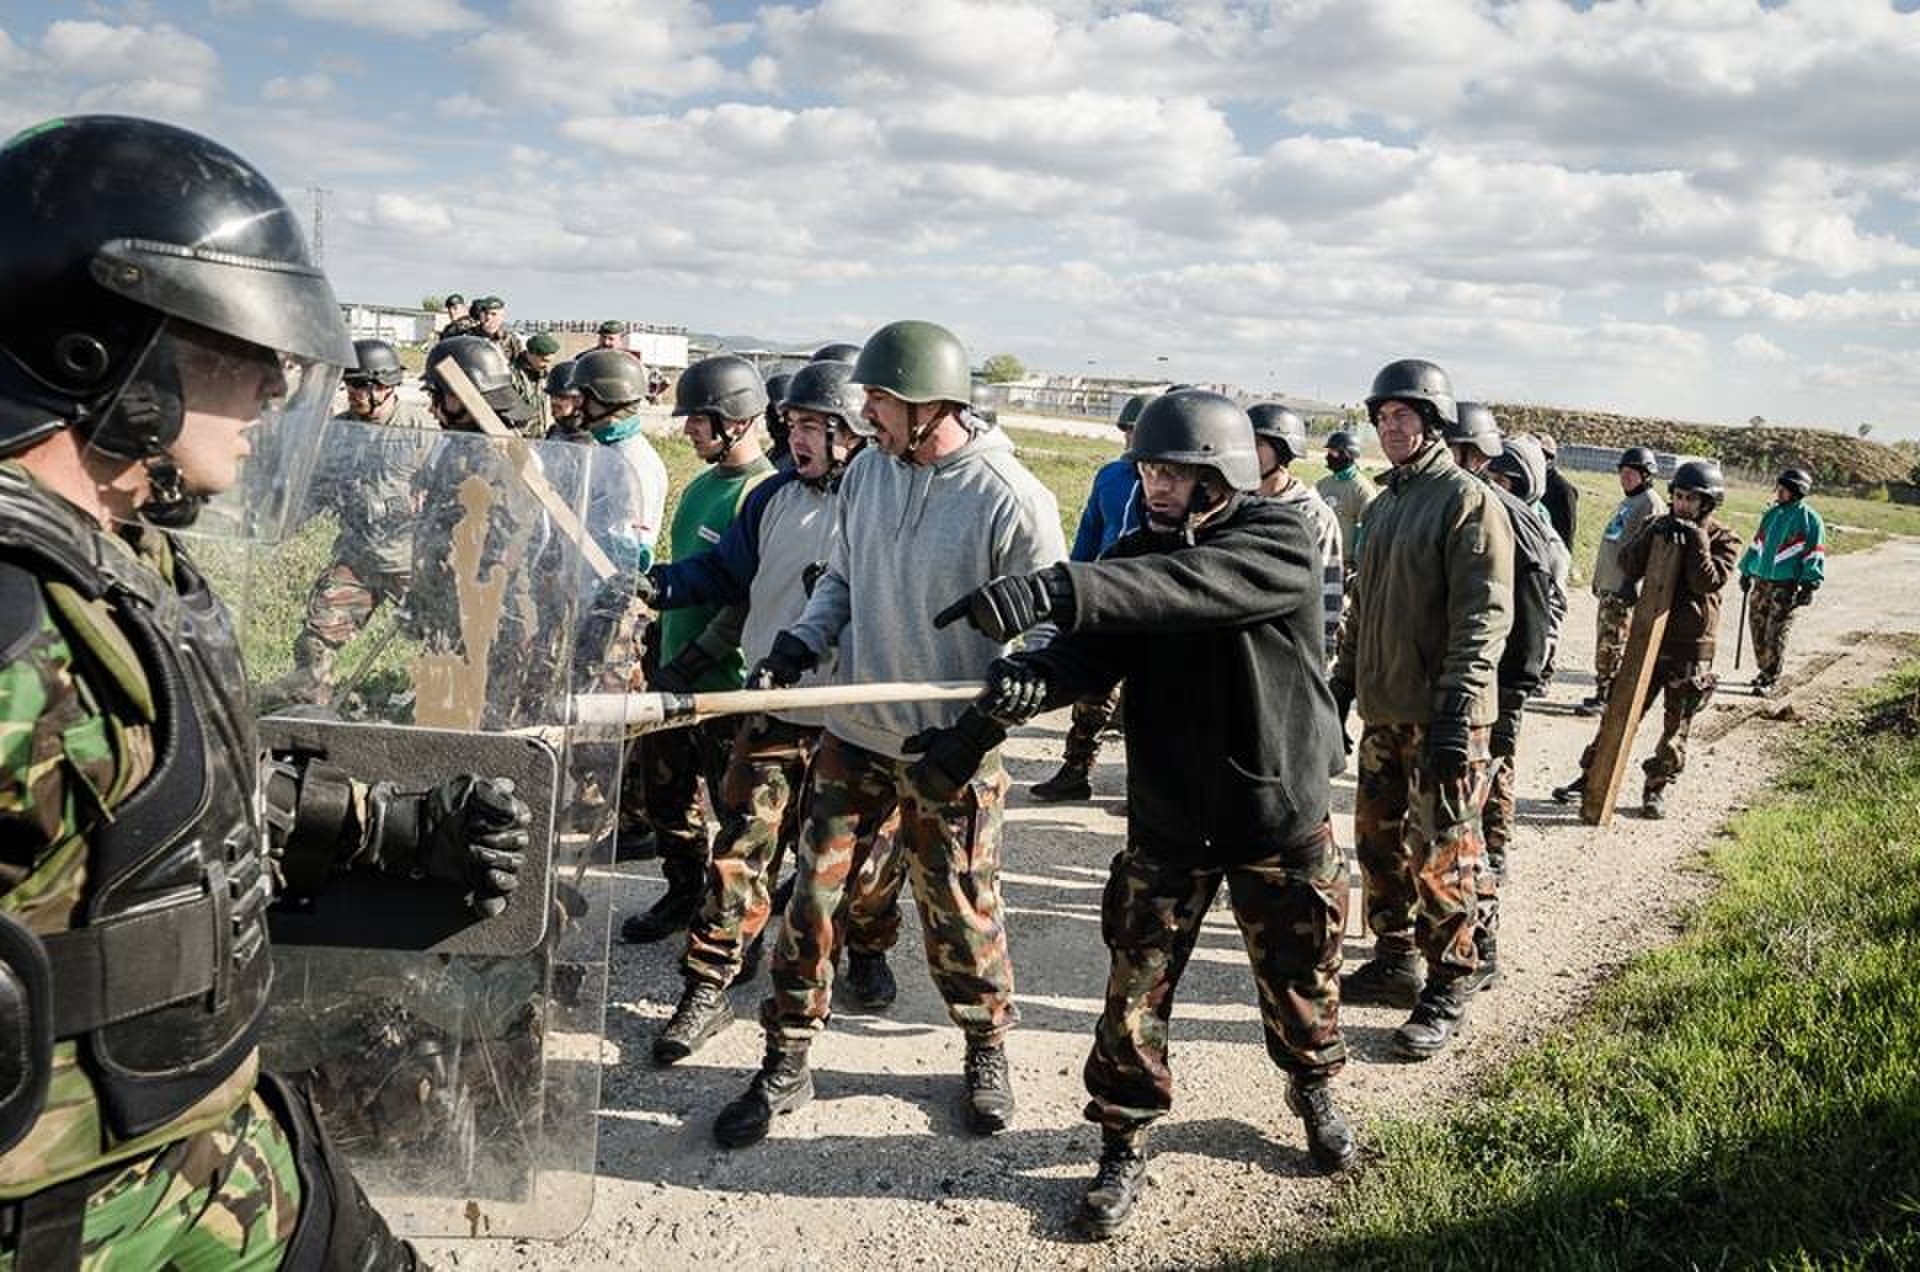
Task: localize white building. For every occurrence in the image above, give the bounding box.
[342,302,436,345]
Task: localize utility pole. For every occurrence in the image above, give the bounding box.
[306,186,331,265]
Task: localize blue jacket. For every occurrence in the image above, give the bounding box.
[652,467,798,609]
[1071,458,1145,562]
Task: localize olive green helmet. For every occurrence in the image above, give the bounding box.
[850,319,972,406]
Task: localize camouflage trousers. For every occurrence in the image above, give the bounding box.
[1061,685,1124,772]
[1482,710,1524,881]
[284,560,409,698]
[1592,592,1635,698]
[1748,579,1800,680]
[1579,658,1715,795]
[683,717,906,988]
[624,719,734,889]
[1083,826,1348,1135]
[1353,722,1493,984]
[763,732,1016,1046]
[0,1093,298,1272]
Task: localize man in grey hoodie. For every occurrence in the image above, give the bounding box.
[711,320,1067,1149]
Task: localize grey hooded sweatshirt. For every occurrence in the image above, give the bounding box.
[788,426,1066,759]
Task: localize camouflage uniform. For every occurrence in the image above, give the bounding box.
[1060,685,1122,773]
[1578,659,1715,796]
[625,718,739,920]
[1084,824,1347,1134]
[1353,722,1493,982]
[1592,592,1635,700]
[763,732,1015,1045]
[683,717,904,989]
[1481,721,1519,882]
[1748,580,1799,681]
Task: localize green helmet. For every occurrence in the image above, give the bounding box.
[850,319,972,406]
[525,331,560,357]
[572,347,648,408]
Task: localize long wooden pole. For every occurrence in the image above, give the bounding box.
[572,681,983,734]
[1581,534,1682,826]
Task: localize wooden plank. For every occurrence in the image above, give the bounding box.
[1581,533,1683,826]
[432,355,619,581]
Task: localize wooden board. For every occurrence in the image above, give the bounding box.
[1581,533,1683,826]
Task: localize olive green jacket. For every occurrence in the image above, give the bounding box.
[1332,441,1514,726]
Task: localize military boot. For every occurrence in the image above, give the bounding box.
[713,1037,814,1148]
[1286,1079,1358,1174]
[1642,784,1668,820]
[1076,1130,1148,1241]
[652,980,735,1066]
[1393,979,1470,1060]
[845,950,897,1009]
[1030,760,1092,803]
[621,871,704,944]
[963,1039,1016,1134]
[1339,947,1422,1009]
[1550,773,1587,805]
[1460,927,1500,995]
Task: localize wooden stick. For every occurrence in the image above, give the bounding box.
[572,681,983,733]
[433,356,619,581]
[1581,534,1682,826]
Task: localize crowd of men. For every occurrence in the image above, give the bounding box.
[0,113,1841,1265]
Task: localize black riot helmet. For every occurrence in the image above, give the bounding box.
[1125,389,1261,493]
[571,347,648,410]
[765,371,795,407]
[1365,359,1457,428]
[811,342,861,363]
[545,359,578,397]
[347,339,405,389]
[1446,400,1503,458]
[1247,403,1308,467]
[1619,445,1658,475]
[0,115,352,466]
[1777,467,1813,499]
[1669,457,1726,512]
[424,334,531,429]
[783,359,872,436]
[674,354,768,422]
[1115,393,1152,433]
[763,370,795,453]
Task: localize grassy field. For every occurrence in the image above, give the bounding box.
[1247,654,1920,1272]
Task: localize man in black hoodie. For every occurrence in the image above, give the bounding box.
[934,391,1353,1240]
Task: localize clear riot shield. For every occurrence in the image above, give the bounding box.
[206,414,647,1239]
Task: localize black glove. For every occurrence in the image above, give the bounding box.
[1739,572,1754,595]
[747,631,818,690]
[1794,583,1817,608]
[982,656,1050,724]
[901,706,1006,804]
[1663,517,1698,546]
[1425,695,1474,781]
[651,644,712,695]
[933,566,1073,642]
[369,774,531,918]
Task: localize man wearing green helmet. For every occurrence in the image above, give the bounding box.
[510,331,563,438]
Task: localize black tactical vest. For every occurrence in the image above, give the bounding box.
[0,468,271,1140]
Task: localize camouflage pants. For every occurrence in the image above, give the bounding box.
[1482,710,1523,881]
[0,1093,298,1272]
[1748,579,1799,679]
[287,560,409,688]
[763,732,1016,1046]
[1592,592,1635,697]
[625,719,733,888]
[682,717,906,988]
[1352,722,1492,984]
[1579,658,1715,795]
[1083,826,1348,1134]
[1061,685,1123,771]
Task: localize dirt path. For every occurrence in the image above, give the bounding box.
[424,536,1920,1272]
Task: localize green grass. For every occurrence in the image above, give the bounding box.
[1246,656,1920,1272]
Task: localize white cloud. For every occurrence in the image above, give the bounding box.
[1667,284,1920,325]
[262,72,334,103]
[460,0,750,110]
[435,92,497,119]
[275,0,482,36]
[1734,333,1789,362]
[23,20,221,116]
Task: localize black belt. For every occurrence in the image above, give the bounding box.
[41,896,219,1039]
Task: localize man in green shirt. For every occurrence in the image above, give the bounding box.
[622,355,777,943]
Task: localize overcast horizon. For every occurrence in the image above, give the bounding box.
[3,1,1918,438]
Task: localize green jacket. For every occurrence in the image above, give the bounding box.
[1332,441,1514,726]
[1314,466,1378,562]
[661,456,774,691]
[1739,500,1826,586]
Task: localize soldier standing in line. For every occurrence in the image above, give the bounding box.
[1250,403,1343,662]
[1329,360,1512,1061]
[437,291,478,340]
[1739,468,1826,696]
[510,331,562,438]
[942,391,1356,1238]
[620,356,776,945]
[1027,392,1149,803]
[471,296,525,365]
[1554,460,1740,817]
[1315,427,1378,569]
[1577,447,1666,716]
[711,320,1065,1149]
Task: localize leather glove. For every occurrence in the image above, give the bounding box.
[1794,582,1817,608]
[981,656,1050,724]
[1425,694,1474,781]
[901,706,1006,804]
[1328,676,1356,756]
[368,774,531,918]
[747,631,818,690]
[933,566,1073,642]
[1738,572,1754,595]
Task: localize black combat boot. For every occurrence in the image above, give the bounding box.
[1642,784,1668,820]
[621,871,704,944]
[1076,1130,1148,1240]
[1460,927,1500,995]
[1393,979,1470,1060]
[1339,947,1422,1009]
[1550,773,1587,805]
[1286,1079,1358,1174]
[713,1037,813,1148]
[1030,761,1092,803]
[963,1039,1016,1134]
[845,950,898,1009]
[652,980,734,1065]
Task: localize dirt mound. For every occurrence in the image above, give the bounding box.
[1493,402,1911,488]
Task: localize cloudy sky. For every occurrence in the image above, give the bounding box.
[3,1,1919,435]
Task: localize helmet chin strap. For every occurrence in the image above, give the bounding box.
[900,401,945,465]
[137,455,202,528]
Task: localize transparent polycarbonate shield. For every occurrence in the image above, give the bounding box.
[215,420,650,1238]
